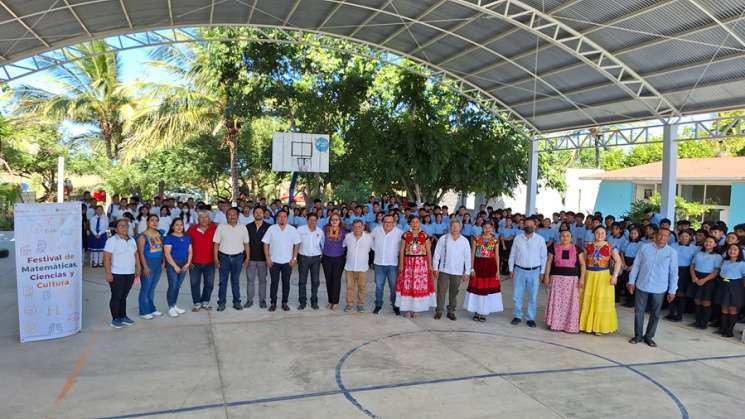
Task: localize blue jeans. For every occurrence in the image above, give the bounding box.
[190,263,215,305]
[139,257,162,315]
[374,264,398,307]
[166,258,188,307]
[512,267,540,321]
[218,253,243,305]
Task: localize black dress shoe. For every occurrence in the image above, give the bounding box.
[233,303,243,310]
[298,303,306,310]
[644,337,657,348]
[259,301,267,309]
[393,306,401,316]
[268,304,276,312]
[217,304,226,312]
[373,306,382,314]
[510,317,521,325]
[243,301,253,309]
[311,303,319,310]
[526,320,536,328]
[434,312,442,320]
[282,304,290,311]
[447,313,457,321]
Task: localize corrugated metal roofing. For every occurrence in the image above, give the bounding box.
[2,0,745,134]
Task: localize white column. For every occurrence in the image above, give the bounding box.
[525,138,539,216]
[57,157,64,203]
[660,122,678,221]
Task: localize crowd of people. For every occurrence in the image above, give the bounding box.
[92,191,745,346]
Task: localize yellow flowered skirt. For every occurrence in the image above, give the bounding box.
[579,269,618,334]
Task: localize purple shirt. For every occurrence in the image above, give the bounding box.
[323,226,346,257]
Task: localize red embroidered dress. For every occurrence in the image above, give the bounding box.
[395,231,435,312]
[464,234,504,315]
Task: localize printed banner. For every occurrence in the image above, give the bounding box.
[15,203,82,343]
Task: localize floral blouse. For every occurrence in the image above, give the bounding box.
[585,242,615,269]
[474,234,498,258]
[403,231,428,256]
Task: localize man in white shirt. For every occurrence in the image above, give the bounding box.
[103,219,140,329]
[262,210,301,312]
[371,215,403,315]
[343,220,373,312]
[508,218,547,327]
[297,213,324,310]
[432,220,472,320]
[213,207,250,311]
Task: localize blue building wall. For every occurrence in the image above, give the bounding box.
[594,181,635,218]
[730,182,745,226]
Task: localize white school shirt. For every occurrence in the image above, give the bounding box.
[157,216,172,234]
[297,225,324,257]
[149,205,161,215]
[239,213,255,225]
[344,232,373,272]
[170,207,181,219]
[508,233,548,274]
[213,222,250,255]
[104,234,138,275]
[432,234,472,276]
[371,226,403,266]
[262,224,301,264]
[213,211,227,224]
[89,215,108,236]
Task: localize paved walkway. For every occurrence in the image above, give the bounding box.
[1,232,744,419]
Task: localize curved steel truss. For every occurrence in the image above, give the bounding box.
[0,26,537,134]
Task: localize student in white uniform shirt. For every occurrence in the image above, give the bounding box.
[343,220,373,312]
[157,206,172,237]
[296,213,324,310]
[239,206,255,225]
[88,205,109,268]
[213,201,228,224]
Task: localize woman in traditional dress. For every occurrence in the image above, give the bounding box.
[396,217,435,318]
[543,230,586,333]
[464,221,503,321]
[579,226,622,335]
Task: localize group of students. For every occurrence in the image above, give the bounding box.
[93,192,745,344]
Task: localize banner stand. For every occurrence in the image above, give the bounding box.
[15,203,83,343]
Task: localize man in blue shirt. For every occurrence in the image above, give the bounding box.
[627,228,678,348]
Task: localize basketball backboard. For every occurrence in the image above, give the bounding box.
[272,132,330,173]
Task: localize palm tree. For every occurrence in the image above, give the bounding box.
[14,40,137,161]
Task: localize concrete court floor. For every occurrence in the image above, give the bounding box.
[2,232,745,419]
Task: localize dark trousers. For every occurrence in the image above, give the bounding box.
[634,289,665,340]
[269,262,292,304]
[109,274,134,320]
[218,253,243,305]
[298,255,321,305]
[322,255,345,304]
[189,263,215,304]
[436,273,460,314]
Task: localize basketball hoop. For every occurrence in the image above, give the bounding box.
[296,157,312,173]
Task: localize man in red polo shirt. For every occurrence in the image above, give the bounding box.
[187,210,217,311]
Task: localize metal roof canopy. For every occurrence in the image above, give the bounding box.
[2,0,745,136]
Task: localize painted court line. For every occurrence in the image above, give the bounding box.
[56,331,100,406]
[97,352,745,419]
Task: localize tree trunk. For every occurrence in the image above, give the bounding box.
[223,116,240,205]
[101,119,114,161]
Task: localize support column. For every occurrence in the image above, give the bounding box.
[525,137,539,216]
[660,122,678,221]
